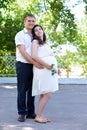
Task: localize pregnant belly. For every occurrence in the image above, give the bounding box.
[42,55,57,66]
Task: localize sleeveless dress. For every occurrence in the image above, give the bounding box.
[32,44,59,96]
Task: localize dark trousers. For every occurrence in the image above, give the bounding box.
[16,61,35,115]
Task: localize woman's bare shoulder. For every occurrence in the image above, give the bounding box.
[32,39,38,43]
[32,39,39,47]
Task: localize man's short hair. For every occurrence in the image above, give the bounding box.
[24,13,36,20]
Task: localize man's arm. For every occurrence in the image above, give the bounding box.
[17,45,43,68]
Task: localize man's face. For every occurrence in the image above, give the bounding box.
[24,16,36,31]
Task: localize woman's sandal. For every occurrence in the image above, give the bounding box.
[34,117,51,123]
[34,118,47,123]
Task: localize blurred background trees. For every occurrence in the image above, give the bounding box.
[0,0,87,77]
[0,0,84,51]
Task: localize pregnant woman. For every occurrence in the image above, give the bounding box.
[31,25,59,123]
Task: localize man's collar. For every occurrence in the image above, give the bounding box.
[23,28,29,33]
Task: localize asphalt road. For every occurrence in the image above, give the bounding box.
[0,84,87,130]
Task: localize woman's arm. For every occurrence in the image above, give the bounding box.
[31,40,52,70]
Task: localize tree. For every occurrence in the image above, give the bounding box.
[0,0,12,8]
[0,0,78,52]
[0,0,43,52]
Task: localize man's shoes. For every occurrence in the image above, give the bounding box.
[26,113,36,119]
[18,115,25,122]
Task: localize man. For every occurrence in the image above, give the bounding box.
[15,14,42,122]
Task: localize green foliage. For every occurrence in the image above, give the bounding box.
[82,60,87,77]
[49,0,77,45]
[0,0,43,52]
[0,51,16,77]
[0,0,78,52]
[0,0,87,77]
[56,51,87,77]
[0,0,13,8]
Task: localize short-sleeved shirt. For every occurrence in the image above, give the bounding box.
[15,28,32,63]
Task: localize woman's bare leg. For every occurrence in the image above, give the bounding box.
[35,92,51,120]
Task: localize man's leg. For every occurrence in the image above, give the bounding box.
[26,64,36,118]
[16,62,28,121]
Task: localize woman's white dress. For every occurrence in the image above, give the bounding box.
[32,44,59,96]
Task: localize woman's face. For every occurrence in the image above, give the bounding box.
[34,26,44,38]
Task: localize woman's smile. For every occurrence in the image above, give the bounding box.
[34,26,43,37]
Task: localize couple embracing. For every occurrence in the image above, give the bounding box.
[15,13,59,123]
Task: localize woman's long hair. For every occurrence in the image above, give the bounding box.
[32,25,46,45]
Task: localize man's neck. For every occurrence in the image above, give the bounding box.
[28,29,31,34]
[26,28,32,34]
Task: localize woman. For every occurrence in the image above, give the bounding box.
[31,25,59,123]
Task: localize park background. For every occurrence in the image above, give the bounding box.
[1,1,87,130]
[0,0,87,78]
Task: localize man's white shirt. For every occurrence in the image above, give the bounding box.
[15,28,32,63]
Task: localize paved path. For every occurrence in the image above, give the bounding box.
[0,84,87,130]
